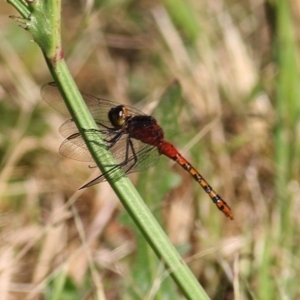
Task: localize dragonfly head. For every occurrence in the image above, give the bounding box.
[108,105,129,128]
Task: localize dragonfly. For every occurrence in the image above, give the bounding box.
[41,82,233,220]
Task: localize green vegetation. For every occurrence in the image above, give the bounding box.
[0,0,300,299]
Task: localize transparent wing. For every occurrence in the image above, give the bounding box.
[59,135,94,162]
[59,120,78,138]
[80,139,160,187]
[59,126,122,162]
[41,82,146,127]
[41,82,159,187]
[59,130,160,168]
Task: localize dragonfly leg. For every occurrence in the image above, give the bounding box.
[79,138,138,188]
[82,127,124,148]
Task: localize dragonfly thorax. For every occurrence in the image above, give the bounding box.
[126,115,164,146]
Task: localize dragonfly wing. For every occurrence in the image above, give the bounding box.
[59,120,78,138]
[79,164,125,187]
[79,136,136,187]
[59,135,94,162]
[41,82,156,186]
[59,121,117,145]
[80,137,161,188]
[109,137,160,174]
[128,142,160,173]
[41,83,147,126]
[41,83,114,128]
[41,83,70,116]
[59,129,114,162]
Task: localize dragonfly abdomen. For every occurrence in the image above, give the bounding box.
[159,141,234,220]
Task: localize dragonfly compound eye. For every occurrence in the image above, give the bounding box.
[108,105,129,128]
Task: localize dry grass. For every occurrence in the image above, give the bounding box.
[0,0,300,299]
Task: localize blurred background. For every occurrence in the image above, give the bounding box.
[0,0,300,299]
